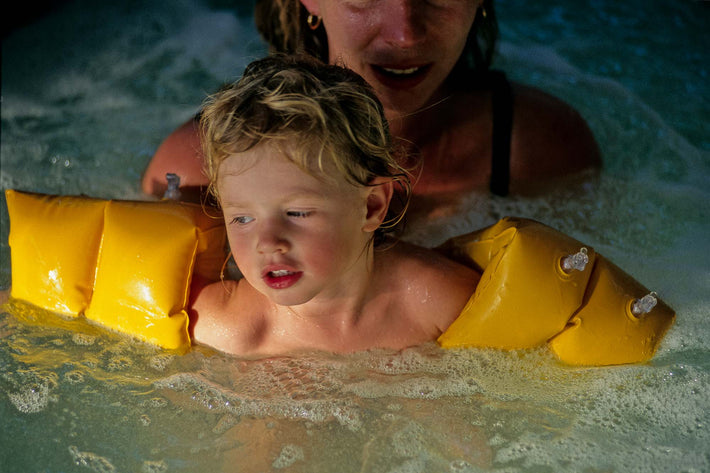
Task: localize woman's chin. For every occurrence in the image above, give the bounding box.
[381,98,431,122]
[378,87,448,123]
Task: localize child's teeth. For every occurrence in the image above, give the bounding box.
[383,67,419,75]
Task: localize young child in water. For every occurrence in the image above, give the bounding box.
[190,55,480,356]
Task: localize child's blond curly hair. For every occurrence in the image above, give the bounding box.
[200,54,412,239]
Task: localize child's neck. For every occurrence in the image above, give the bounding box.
[276,275,371,326]
[262,255,382,351]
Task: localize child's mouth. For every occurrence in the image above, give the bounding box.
[263,269,303,289]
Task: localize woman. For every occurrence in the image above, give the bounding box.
[142,0,600,213]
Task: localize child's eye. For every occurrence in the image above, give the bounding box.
[286,210,312,218]
[230,215,254,225]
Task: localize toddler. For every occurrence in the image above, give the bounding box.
[190,55,479,356]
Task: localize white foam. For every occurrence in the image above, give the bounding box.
[68,446,116,473]
[272,444,305,469]
[141,460,168,473]
[5,370,58,414]
[7,382,52,413]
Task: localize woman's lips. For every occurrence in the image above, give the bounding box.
[370,64,431,90]
[262,269,303,289]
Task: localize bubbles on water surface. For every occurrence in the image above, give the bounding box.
[272,444,305,469]
[3,369,59,414]
[141,460,168,473]
[72,333,97,346]
[105,355,133,372]
[148,354,175,371]
[7,381,53,413]
[142,397,169,409]
[1,304,708,472]
[449,459,476,472]
[68,446,116,473]
[64,370,85,385]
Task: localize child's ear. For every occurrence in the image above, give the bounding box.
[363,177,394,233]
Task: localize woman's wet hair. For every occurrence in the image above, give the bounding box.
[200,54,412,241]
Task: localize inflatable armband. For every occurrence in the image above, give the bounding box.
[437,217,675,366]
[5,189,226,350]
[6,193,673,365]
[547,256,674,365]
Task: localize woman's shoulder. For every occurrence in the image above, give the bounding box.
[507,81,602,186]
[435,72,601,194]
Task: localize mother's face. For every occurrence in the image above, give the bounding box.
[300,0,480,119]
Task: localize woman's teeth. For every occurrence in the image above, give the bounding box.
[270,270,292,277]
[382,66,420,75]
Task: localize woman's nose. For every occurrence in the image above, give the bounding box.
[379,0,426,49]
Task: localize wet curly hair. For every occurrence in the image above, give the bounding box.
[200,54,412,241]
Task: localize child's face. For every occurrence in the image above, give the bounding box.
[217,144,376,307]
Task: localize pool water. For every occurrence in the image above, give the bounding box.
[1,0,708,471]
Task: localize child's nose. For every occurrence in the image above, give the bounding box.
[256,220,290,254]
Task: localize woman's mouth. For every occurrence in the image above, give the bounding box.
[371,64,430,90]
[263,269,303,289]
[381,66,421,75]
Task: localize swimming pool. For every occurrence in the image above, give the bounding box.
[1,0,708,471]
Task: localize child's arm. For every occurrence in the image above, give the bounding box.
[189,279,257,355]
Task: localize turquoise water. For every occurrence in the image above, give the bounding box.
[1,0,708,471]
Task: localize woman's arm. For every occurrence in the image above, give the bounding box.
[141,118,208,201]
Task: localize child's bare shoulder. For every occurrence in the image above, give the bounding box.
[378,241,480,329]
[190,279,268,355]
[384,241,478,283]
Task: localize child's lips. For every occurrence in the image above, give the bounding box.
[262,268,303,289]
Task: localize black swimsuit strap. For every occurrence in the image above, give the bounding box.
[487,70,513,196]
